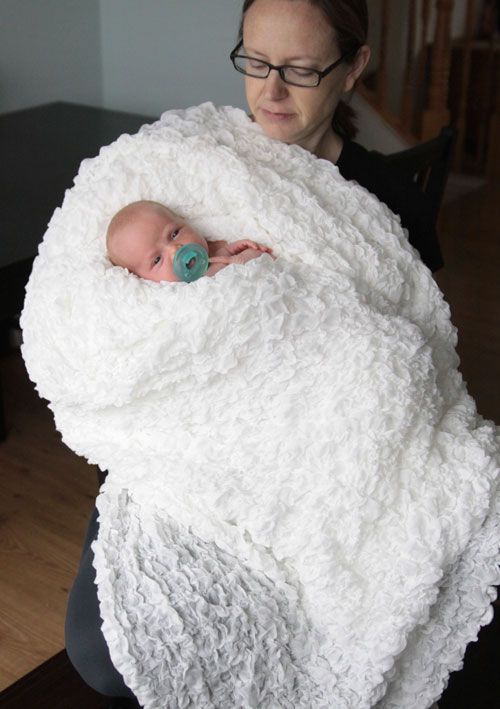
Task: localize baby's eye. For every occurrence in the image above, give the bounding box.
[153,255,161,266]
[171,229,180,239]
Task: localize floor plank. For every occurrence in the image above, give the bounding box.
[0,354,98,690]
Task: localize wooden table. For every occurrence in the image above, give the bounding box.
[0,101,155,438]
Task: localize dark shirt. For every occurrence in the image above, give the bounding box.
[337,139,443,272]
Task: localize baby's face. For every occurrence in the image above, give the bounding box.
[109,204,209,282]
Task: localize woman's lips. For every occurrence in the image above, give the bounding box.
[260,108,295,121]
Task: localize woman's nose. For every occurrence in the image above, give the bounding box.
[262,70,289,100]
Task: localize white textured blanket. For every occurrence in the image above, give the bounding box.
[21,103,499,708]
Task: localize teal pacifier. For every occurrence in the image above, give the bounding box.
[172,243,209,283]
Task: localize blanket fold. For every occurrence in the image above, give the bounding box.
[21,103,499,708]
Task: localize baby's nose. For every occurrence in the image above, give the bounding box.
[166,241,181,258]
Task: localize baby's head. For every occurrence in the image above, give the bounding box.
[106,200,209,282]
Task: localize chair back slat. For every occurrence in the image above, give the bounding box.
[375,126,457,224]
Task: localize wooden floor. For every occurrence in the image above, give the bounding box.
[0,178,498,694]
[0,353,98,690]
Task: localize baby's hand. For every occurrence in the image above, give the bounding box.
[206,239,274,275]
[225,239,273,256]
[209,248,268,267]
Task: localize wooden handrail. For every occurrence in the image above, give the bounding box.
[401,0,418,131]
[421,0,454,140]
[417,0,432,130]
[357,0,498,175]
[454,0,477,170]
[359,0,454,143]
[375,0,391,108]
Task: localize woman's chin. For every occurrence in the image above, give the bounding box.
[256,113,299,144]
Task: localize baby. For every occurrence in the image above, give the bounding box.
[106,200,272,282]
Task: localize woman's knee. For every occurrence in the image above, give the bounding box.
[65,586,128,696]
[65,511,135,699]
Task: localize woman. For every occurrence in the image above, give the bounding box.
[231,0,443,272]
[65,0,445,703]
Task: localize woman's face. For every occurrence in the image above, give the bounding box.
[242,0,367,154]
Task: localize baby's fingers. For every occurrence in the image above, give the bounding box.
[230,239,272,254]
[209,256,233,264]
[245,240,273,253]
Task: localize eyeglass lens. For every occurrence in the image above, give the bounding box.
[232,55,320,87]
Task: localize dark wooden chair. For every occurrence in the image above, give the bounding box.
[378,125,457,225]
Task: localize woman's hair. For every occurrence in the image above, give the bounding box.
[237,0,368,139]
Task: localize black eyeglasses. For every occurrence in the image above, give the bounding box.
[230,43,358,87]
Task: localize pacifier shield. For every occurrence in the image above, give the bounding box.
[173,244,209,282]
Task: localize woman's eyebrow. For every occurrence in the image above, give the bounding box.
[243,46,323,65]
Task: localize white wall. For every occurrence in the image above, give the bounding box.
[351,93,409,153]
[0,0,247,118]
[0,0,102,114]
[99,0,247,117]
